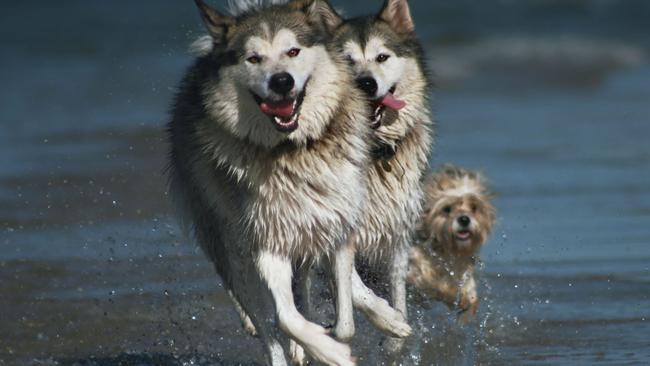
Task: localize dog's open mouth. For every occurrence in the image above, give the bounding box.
[455,230,473,242]
[252,83,308,134]
[369,85,406,129]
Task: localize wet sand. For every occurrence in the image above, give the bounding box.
[2,1,650,365]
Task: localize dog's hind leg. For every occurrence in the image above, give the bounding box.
[289,265,313,366]
[351,268,412,338]
[228,265,288,366]
[228,290,258,337]
[257,251,355,366]
[229,294,287,365]
[293,264,314,319]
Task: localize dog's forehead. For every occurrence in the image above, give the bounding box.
[365,37,388,55]
[245,27,300,53]
[343,37,388,59]
[232,10,315,51]
[445,183,482,198]
[341,17,415,58]
[342,40,363,59]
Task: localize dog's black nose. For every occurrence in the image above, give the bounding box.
[356,77,378,97]
[458,216,471,227]
[269,72,295,95]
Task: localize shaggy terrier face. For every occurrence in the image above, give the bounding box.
[420,168,496,257]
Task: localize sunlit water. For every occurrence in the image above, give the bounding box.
[1,1,649,365]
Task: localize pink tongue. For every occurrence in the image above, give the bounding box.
[260,100,295,119]
[380,93,406,110]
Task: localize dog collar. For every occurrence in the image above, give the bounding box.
[372,143,398,172]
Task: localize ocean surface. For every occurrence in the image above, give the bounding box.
[1,1,649,365]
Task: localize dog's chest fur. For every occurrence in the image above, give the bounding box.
[354,112,432,263]
[189,103,369,260]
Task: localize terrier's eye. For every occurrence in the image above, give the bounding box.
[443,206,452,214]
[287,48,301,58]
[376,53,391,63]
[471,204,478,213]
[345,55,355,66]
[247,55,262,64]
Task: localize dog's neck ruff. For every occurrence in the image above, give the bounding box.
[423,237,478,267]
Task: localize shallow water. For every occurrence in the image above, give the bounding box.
[1,1,649,365]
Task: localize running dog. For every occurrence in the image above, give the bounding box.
[408,166,496,324]
[167,1,371,365]
[330,0,434,352]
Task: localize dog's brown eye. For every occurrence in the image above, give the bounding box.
[443,206,452,214]
[287,48,301,58]
[471,204,478,213]
[376,54,390,63]
[247,55,262,64]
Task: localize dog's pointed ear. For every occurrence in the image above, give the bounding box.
[378,0,415,35]
[289,0,343,33]
[195,0,235,45]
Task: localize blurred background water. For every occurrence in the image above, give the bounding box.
[1,1,649,365]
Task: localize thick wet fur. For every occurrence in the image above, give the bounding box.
[329,0,434,352]
[167,1,370,365]
[407,166,496,324]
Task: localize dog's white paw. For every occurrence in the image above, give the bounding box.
[362,300,412,338]
[243,320,258,337]
[301,325,356,366]
[237,312,258,337]
[289,340,309,366]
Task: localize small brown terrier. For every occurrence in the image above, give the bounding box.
[407,166,496,324]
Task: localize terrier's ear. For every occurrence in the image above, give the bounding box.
[378,0,414,35]
[289,0,343,33]
[195,0,235,45]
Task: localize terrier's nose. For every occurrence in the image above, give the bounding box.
[356,77,378,97]
[269,72,295,95]
[458,216,471,227]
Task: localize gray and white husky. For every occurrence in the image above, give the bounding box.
[331,0,434,353]
[167,1,371,365]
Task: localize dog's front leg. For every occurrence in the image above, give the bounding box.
[457,270,479,325]
[389,247,409,318]
[383,246,410,356]
[332,242,355,341]
[351,268,412,338]
[256,251,355,366]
